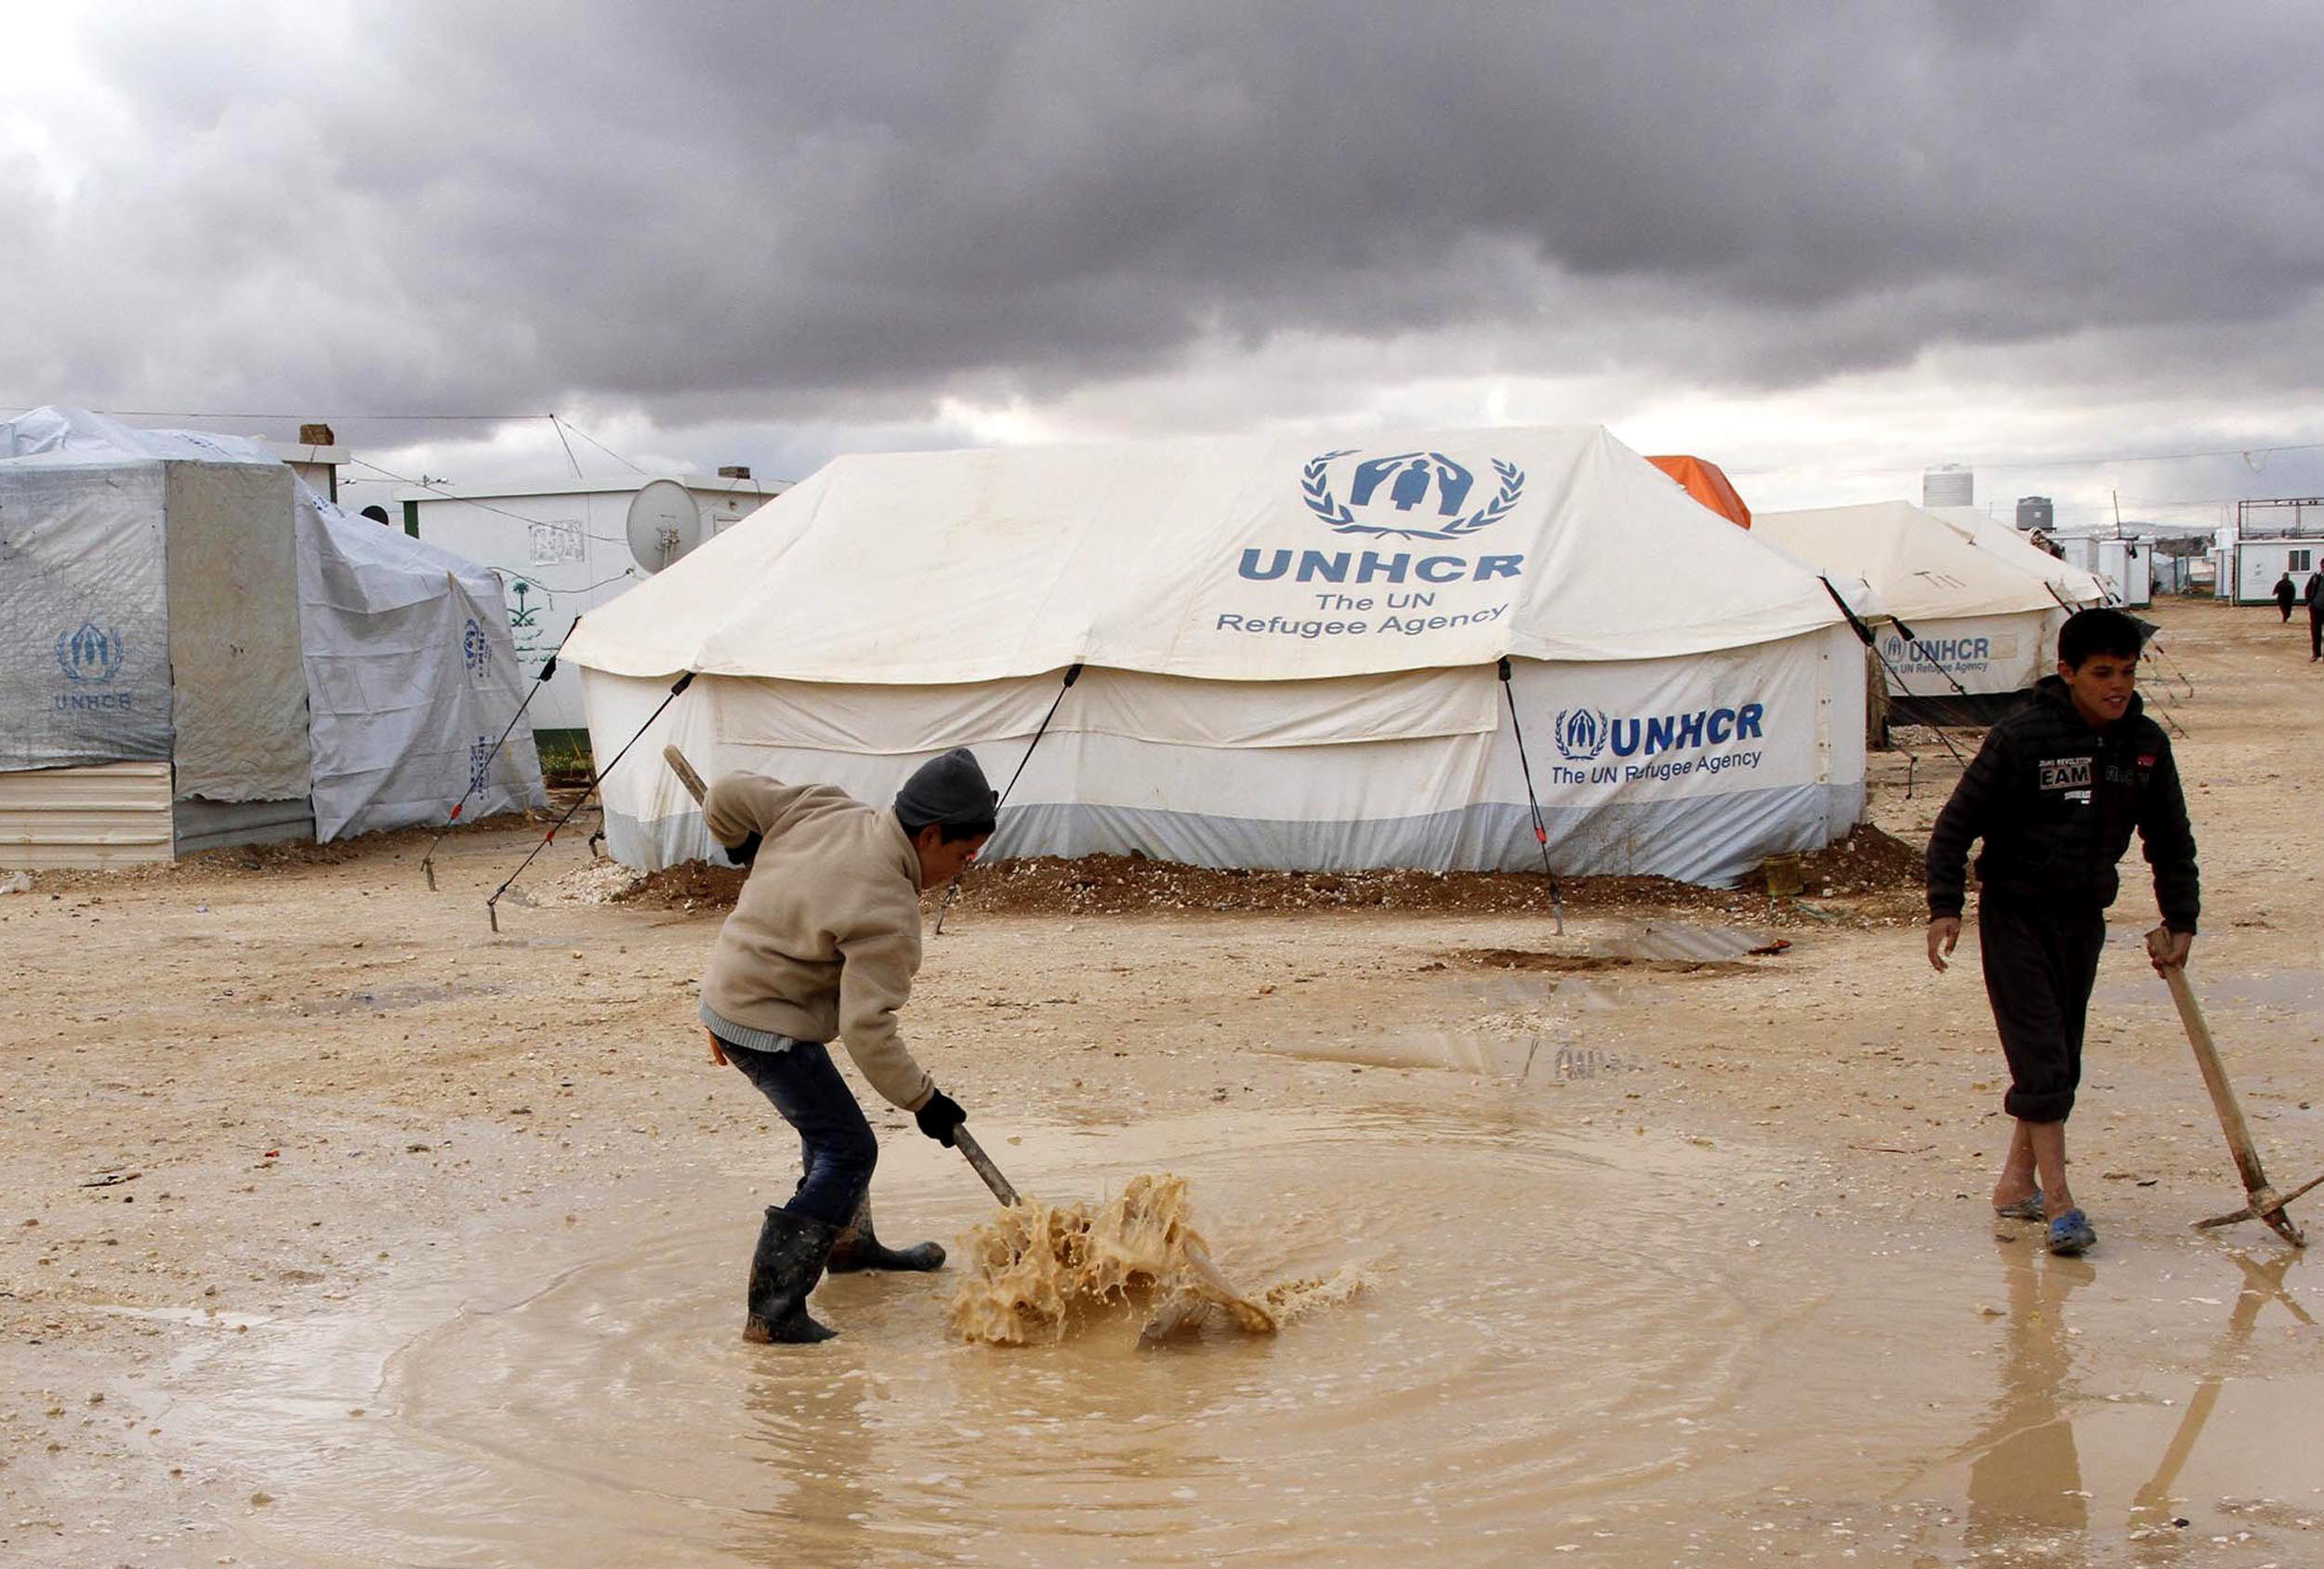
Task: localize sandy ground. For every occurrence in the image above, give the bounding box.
[3,597,2319,1567]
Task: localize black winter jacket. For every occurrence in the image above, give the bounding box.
[1925,676,2199,931]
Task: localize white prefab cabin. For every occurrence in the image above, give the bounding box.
[395,475,786,762]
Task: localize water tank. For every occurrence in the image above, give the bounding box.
[1922,464,1974,508]
[2016,495,2053,532]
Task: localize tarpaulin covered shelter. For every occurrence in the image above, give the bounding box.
[1647,455,1752,530]
[566,428,1868,886]
[0,407,545,865]
[1754,501,2070,724]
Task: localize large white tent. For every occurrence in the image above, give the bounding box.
[0,407,544,864]
[1754,501,2068,723]
[566,428,1868,886]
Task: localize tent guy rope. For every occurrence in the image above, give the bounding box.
[934,663,1084,935]
[1496,657,1565,936]
[421,615,581,890]
[484,671,694,930]
[1816,577,1971,775]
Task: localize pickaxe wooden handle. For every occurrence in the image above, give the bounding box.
[663,745,708,805]
[2147,925,2307,1246]
[951,1126,1022,1207]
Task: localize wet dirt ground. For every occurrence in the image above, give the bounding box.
[4,598,2322,1566]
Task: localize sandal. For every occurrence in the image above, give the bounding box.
[2047,1208,2097,1257]
[1993,1189,2045,1221]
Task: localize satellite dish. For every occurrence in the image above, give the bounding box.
[625,479,706,574]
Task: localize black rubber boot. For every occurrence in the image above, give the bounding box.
[824,1195,946,1274]
[742,1207,842,1344]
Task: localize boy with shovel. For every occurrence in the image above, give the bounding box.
[699,749,994,1343]
[1925,608,2200,1257]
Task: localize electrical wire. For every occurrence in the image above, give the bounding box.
[555,415,653,477]
[344,457,572,529]
[485,565,640,596]
[1733,438,2324,483]
[551,417,585,481]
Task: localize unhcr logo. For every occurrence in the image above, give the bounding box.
[1301,448,1525,542]
[1554,707,1610,761]
[1880,632,1993,668]
[462,616,490,679]
[1554,703,1766,762]
[56,621,127,684]
[1547,702,1771,785]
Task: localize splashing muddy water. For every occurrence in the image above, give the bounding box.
[947,1174,1285,1345]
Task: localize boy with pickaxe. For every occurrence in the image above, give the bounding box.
[1925,608,2200,1257]
[699,749,995,1342]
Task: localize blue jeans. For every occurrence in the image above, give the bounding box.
[722,1038,877,1229]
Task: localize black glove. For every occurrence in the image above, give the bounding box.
[722,831,762,869]
[915,1088,966,1147]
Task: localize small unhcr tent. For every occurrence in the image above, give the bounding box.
[0,408,545,866]
[567,428,1868,886]
[1754,501,2068,724]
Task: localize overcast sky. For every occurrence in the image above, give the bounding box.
[7,1,2324,528]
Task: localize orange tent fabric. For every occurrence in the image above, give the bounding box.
[1647,455,1751,529]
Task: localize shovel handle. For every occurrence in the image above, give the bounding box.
[953,1126,1021,1207]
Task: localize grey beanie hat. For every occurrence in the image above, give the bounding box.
[894,747,997,829]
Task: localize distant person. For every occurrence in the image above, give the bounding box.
[1925,608,2199,1259]
[2308,572,2324,660]
[2274,572,2296,622]
[698,750,994,1343]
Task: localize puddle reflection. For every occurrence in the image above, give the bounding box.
[1940,1242,2320,1563]
[2126,1251,2317,1539]
[1962,1238,2094,1550]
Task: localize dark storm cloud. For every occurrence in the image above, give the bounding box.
[12,1,2324,424]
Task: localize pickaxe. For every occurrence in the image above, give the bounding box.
[2146,926,2324,1246]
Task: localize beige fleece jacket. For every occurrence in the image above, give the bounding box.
[698,773,934,1112]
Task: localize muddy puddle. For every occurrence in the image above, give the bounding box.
[1451,921,1787,979]
[1273,1030,1642,1082]
[295,980,509,1015]
[139,1107,2324,1567]
[1593,920,1788,964]
[2097,964,2324,1012]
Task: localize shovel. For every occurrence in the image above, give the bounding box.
[2146,926,2324,1247]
